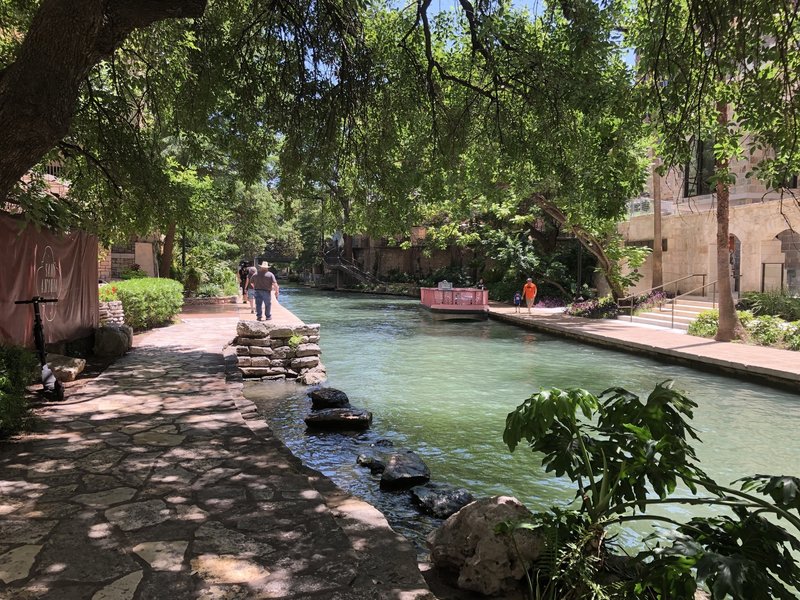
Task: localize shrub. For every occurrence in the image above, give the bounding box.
[565,295,618,319]
[98,283,119,302]
[196,283,224,298]
[740,290,800,321]
[120,263,148,280]
[688,309,719,338]
[747,315,786,346]
[784,321,800,351]
[0,345,38,437]
[115,278,184,330]
[688,309,754,338]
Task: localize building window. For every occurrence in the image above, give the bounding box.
[684,139,715,197]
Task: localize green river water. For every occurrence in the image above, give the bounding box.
[244,287,800,553]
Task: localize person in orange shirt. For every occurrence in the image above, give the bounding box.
[522,277,537,313]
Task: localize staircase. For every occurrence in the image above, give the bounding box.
[322,254,385,287]
[628,297,717,331]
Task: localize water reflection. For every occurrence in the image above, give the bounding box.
[245,287,800,554]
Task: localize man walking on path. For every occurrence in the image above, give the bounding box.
[251,261,279,321]
[523,277,537,314]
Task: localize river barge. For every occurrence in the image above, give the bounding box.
[419,286,489,320]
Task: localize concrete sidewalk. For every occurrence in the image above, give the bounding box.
[489,303,800,390]
[0,311,433,599]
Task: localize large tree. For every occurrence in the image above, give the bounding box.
[0,0,206,203]
[631,0,800,341]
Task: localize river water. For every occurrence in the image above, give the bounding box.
[244,287,800,553]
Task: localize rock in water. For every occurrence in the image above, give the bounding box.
[380,450,431,490]
[309,387,350,409]
[411,483,474,519]
[304,407,372,431]
[356,453,387,474]
[427,496,543,596]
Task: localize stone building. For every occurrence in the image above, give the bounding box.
[620,144,800,296]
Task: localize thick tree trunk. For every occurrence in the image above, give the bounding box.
[714,102,743,342]
[652,158,663,289]
[531,195,626,299]
[160,221,177,278]
[0,0,206,203]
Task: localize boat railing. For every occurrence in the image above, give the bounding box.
[420,288,488,307]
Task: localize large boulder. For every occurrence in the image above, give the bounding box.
[93,324,132,358]
[380,450,430,490]
[309,387,349,410]
[46,353,86,383]
[304,407,372,431]
[411,483,474,519]
[428,496,543,597]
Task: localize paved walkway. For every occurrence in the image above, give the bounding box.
[489,303,800,390]
[0,308,433,600]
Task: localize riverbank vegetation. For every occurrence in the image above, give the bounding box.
[0,345,38,438]
[503,381,800,599]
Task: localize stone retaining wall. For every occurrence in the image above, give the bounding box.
[235,320,326,385]
[99,300,125,325]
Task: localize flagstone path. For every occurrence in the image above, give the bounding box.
[0,311,434,600]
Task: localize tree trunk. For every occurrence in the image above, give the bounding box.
[160,221,177,278]
[714,102,743,342]
[652,158,663,289]
[0,0,206,203]
[531,195,626,299]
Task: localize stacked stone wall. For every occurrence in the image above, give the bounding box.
[99,300,125,325]
[235,320,326,385]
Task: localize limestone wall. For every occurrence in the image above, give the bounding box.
[620,198,800,295]
[235,321,326,385]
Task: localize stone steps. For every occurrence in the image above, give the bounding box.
[629,298,717,331]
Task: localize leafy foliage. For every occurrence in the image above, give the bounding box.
[98,284,119,303]
[565,296,619,320]
[503,381,800,599]
[740,291,800,322]
[115,278,184,330]
[0,344,38,437]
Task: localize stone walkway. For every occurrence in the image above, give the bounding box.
[489,303,800,390]
[0,311,433,600]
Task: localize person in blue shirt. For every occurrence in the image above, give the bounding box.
[513,291,522,313]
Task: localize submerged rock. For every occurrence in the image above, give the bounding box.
[411,483,474,519]
[380,450,431,490]
[309,387,350,410]
[356,453,387,474]
[304,407,372,431]
[428,495,543,597]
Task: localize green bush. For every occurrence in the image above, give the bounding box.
[784,321,800,351]
[740,290,800,321]
[0,345,38,437]
[116,278,184,330]
[747,314,786,346]
[196,283,224,298]
[687,309,718,337]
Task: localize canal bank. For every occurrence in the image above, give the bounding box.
[488,303,800,391]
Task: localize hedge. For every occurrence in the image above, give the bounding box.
[0,344,38,438]
[115,278,184,330]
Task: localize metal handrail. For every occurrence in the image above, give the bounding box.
[619,273,707,321]
[666,279,719,329]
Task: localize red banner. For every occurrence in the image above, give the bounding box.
[0,213,99,347]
